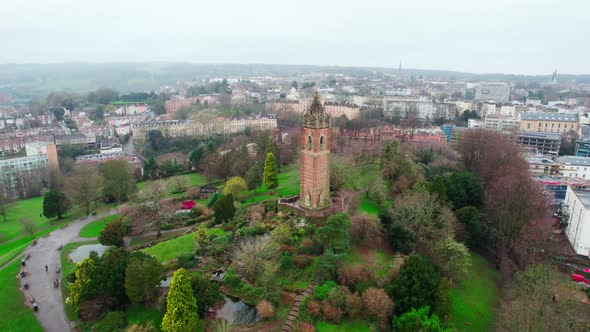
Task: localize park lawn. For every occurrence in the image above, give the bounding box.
[0,258,43,332]
[316,319,371,332]
[0,196,93,267]
[449,253,499,331]
[207,227,226,238]
[243,165,300,204]
[137,172,208,195]
[142,233,194,263]
[127,304,162,331]
[357,196,393,216]
[60,240,99,321]
[79,214,120,238]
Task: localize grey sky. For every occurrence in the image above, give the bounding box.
[1,0,588,75]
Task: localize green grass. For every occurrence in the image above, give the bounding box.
[60,240,99,321]
[449,253,499,331]
[78,214,120,238]
[207,227,226,238]
[358,197,381,216]
[0,196,102,267]
[0,258,43,331]
[129,229,187,247]
[127,304,162,331]
[142,233,194,263]
[316,319,371,332]
[136,172,208,197]
[243,165,299,204]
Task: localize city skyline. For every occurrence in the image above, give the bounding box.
[1,0,589,75]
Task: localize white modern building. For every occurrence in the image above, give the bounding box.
[556,156,590,180]
[563,187,590,256]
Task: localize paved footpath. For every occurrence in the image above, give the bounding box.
[16,209,118,332]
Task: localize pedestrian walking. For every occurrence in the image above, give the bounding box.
[45,265,48,272]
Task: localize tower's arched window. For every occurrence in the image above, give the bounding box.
[307,135,312,150]
[320,136,325,150]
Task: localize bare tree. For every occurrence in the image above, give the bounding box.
[65,166,104,216]
[0,190,12,222]
[137,181,168,236]
[20,218,36,237]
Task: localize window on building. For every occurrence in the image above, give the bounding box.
[307,135,312,150]
[320,136,325,150]
[528,123,531,129]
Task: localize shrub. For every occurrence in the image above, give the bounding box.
[280,252,295,271]
[394,306,448,332]
[186,187,200,200]
[177,253,198,269]
[344,291,363,318]
[338,263,371,289]
[307,300,322,318]
[257,300,275,319]
[160,223,174,230]
[325,286,347,309]
[299,238,322,255]
[362,288,394,328]
[433,277,451,320]
[98,217,127,247]
[211,236,230,245]
[317,250,341,283]
[321,302,343,323]
[223,270,243,289]
[313,280,338,300]
[293,255,312,269]
[233,236,280,280]
[350,215,384,246]
[126,323,157,332]
[91,311,127,332]
[294,322,316,332]
[211,318,231,332]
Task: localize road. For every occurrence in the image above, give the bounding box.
[17,209,118,332]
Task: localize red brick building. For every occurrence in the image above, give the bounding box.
[300,93,331,210]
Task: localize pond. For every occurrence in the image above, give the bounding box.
[215,295,259,325]
[68,244,110,263]
[160,276,173,287]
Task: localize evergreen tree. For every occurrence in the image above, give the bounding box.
[212,194,235,223]
[43,190,71,219]
[189,146,205,170]
[317,213,352,253]
[263,152,279,192]
[98,217,127,247]
[143,156,159,179]
[391,255,441,315]
[162,268,199,332]
[125,252,163,304]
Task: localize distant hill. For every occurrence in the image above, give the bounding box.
[0,63,588,98]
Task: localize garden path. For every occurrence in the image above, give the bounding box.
[15,209,118,332]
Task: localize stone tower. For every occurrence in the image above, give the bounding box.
[300,92,331,210]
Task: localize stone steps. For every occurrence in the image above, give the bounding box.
[280,274,319,331]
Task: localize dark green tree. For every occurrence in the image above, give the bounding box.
[391,255,441,315]
[143,157,159,179]
[455,206,485,248]
[317,213,352,253]
[213,194,235,223]
[245,164,262,191]
[189,146,205,170]
[394,306,448,332]
[43,190,71,219]
[191,273,222,317]
[100,160,135,203]
[98,218,127,247]
[263,152,279,192]
[125,252,163,304]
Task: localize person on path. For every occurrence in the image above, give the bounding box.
[45,265,48,272]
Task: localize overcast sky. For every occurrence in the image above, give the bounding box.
[1,0,588,75]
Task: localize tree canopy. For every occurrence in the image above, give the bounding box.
[162,268,199,332]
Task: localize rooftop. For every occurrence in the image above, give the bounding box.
[518,131,562,140]
[520,112,578,122]
[572,189,590,209]
[556,156,590,166]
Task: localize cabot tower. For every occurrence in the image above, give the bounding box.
[299,92,331,210]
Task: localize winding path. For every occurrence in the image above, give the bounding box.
[16,209,118,332]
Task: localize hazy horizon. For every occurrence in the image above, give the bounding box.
[1,0,588,76]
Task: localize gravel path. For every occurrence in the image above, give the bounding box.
[17,209,118,332]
